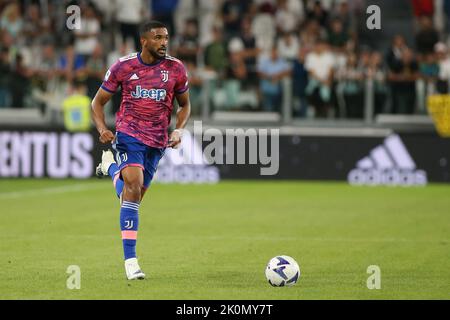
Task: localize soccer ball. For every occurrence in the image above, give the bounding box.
[265,255,300,287]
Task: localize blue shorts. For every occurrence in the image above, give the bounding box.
[112,131,165,189]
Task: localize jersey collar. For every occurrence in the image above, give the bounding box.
[137,52,164,67]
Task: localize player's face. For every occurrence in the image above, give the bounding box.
[141,28,169,59]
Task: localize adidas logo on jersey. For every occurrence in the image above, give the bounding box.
[129,73,139,80]
[131,85,167,101]
[348,134,427,186]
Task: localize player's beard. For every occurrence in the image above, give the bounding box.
[147,46,166,60]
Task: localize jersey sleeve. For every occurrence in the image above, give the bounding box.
[174,62,189,94]
[101,60,122,94]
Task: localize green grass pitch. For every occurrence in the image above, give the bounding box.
[0,179,449,299]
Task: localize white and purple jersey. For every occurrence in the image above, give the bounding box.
[101,52,189,148]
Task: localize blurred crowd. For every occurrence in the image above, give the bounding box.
[1,0,450,119]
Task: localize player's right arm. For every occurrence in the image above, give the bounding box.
[91,88,115,144]
[92,60,122,144]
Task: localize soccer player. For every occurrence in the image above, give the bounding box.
[91,21,191,280]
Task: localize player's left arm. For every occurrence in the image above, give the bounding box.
[168,90,191,148]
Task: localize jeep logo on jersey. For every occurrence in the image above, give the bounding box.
[131,86,167,101]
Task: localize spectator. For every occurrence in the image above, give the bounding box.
[35,42,58,74]
[196,0,223,47]
[305,39,335,117]
[115,0,146,51]
[29,41,60,112]
[0,46,11,107]
[173,18,200,65]
[92,0,116,24]
[327,18,349,52]
[299,19,323,52]
[359,47,372,70]
[185,61,203,115]
[412,0,434,18]
[221,0,249,39]
[74,3,101,60]
[277,31,300,62]
[59,46,86,84]
[151,0,179,35]
[228,51,247,81]
[366,51,388,115]
[32,42,59,94]
[10,53,32,108]
[415,15,439,56]
[257,46,292,112]
[306,0,329,29]
[0,2,23,42]
[84,43,106,99]
[23,4,47,46]
[336,52,364,118]
[251,2,276,52]
[62,79,92,132]
[227,17,261,88]
[387,48,419,114]
[435,42,450,93]
[292,47,309,118]
[275,0,304,34]
[419,53,439,82]
[444,0,450,39]
[418,51,439,107]
[245,1,260,21]
[331,0,352,33]
[22,4,50,47]
[386,35,408,71]
[204,27,228,78]
[225,50,250,110]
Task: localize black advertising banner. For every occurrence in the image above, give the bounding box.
[0,128,449,184]
[0,130,94,178]
[215,133,450,185]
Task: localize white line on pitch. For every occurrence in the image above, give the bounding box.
[163,235,447,243]
[0,182,106,200]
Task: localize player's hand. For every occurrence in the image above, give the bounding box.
[167,129,182,149]
[99,129,115,144]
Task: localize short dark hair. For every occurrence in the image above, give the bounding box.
[139,21,168,37]
[73,77,86,89]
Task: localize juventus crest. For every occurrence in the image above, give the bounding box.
[124,220,134,229]
[161,70,169,82]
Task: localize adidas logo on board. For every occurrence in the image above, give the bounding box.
[348,134,427,186]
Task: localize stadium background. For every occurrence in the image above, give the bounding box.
[0,0,449,300]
